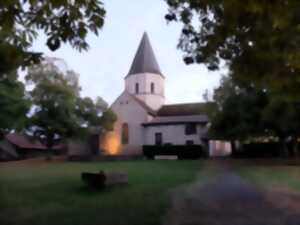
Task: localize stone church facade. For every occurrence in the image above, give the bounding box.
[100,33,231,156]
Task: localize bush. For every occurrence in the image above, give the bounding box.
[233,142,281,158]
[143,145,206,160]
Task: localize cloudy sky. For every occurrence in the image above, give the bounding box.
[31,0,223,105]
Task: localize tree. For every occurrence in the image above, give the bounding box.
[165,0,300,98]
[0,71,30,138]
[26,59,80,150]
[210,76,300,157]
[210,77,268,153]
[26,59,115,151]
[0,0,106,139]
[0,0,106,76]
[75,96,109,129]
[262,97,300,156]
[100,109,117,132]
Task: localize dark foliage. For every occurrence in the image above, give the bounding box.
[0,0,106,76]
[143,145,206,159]
[233,142,300,159]
[233,143,281,158]
[165,0,300,98]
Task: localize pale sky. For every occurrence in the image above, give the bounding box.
[31,0,223,105]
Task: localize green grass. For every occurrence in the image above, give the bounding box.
[0,160,203,225]
[237,165,300,191]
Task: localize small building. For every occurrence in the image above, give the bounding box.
[0,133,65,161]
[0,139,19,161]
[100,32,230,157]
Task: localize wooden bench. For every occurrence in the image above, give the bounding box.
[81,171,128,189]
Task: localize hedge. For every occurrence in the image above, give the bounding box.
[233,142,281,158]
[143,145,206,159]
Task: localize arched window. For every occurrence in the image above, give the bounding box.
[135,83,139,94]
[151,82,155,94]
[122,123,129,144]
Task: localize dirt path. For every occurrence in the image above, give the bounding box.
[163,162,300,225]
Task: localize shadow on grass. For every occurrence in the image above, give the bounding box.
[75,184,130,195]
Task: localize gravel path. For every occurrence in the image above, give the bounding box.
[163,163,300,225]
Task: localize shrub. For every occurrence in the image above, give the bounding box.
[233,142,281,158]
[143,145,206,160]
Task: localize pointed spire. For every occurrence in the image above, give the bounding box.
[126,32,163,77]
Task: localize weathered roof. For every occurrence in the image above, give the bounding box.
[126,32,163,77]
[5,133,64,150]
[157,102,216,117]
[143,115,209,126]
[0,140,18,158]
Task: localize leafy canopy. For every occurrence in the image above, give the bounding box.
[26,58,115,147]
[0,72,30,136]
[210,77,268,141]
[210,76,300,146]
[0,0,106,76]
[165,0,300,97]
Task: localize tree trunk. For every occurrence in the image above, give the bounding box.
[230,140,237,157]
[292,136,299,158]
[46,133,54,160]
[279,137,289,158]
[0,130,4,141]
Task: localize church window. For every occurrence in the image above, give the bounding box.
[185,123,197,135]
[151,82,155,94]
[135,83,139,94]
[186,140,194,145]
[122,123,129,144]
[155,132,163,145]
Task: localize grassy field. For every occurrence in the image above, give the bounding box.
[0,160,204,225]
[237,164,300,191]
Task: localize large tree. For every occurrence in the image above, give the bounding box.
[0,0,106,138]
[0,72,30,138]
[26,59,115,151]
[165,0,300,97]
[210,77,268,152]
[210,76,300,156]
[262,96,300,156]
[0,0,106,76]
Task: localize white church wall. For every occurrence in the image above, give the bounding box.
[144,124,205,146]
[107,92,149,155]
[125,73,165,110]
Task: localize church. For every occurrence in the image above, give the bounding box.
[100,33,231,157]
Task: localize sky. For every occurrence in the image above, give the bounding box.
[31,0,223,105]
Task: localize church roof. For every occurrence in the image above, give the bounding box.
[142,115,208,126]
[156,102,216,117]
[126,32,163,77]
[128,92,157,116]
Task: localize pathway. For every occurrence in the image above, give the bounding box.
[163,162,300,225]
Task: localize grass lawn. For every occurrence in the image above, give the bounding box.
[237,164,300,191]
[0,160,204,225]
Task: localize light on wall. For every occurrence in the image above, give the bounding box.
[100,131,121,155]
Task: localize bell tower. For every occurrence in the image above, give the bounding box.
[125,32,165,110]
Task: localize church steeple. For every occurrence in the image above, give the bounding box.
[126,32,163,77]
[124,32,165,110]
